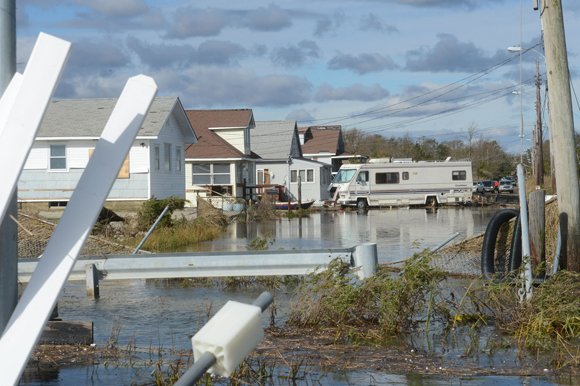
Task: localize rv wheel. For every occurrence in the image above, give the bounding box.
[356,199,368,210]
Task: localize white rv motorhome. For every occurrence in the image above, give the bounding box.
[329,159,473,209]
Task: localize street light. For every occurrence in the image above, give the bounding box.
[508,44,548,188]
[507,45,524,163]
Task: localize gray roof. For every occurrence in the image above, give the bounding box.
[251,120,302,160]
[37,96,195,141]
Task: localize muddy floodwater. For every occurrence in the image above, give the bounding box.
[191,207,495,263]
[21,208,575,385]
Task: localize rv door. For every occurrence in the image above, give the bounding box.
[355,170,370,195]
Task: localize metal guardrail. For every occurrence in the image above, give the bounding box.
[18,244,378,298]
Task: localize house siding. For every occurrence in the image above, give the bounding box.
[213,129,245,154]
[148,114,186,200]
[19,140,153,201]
[255,159,331,203]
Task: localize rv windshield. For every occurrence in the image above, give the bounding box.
[333,168,357,183]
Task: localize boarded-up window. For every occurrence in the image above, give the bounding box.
[89,148,129,179]
[118,157,130,179]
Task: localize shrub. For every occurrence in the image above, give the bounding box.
[136,196,186,231]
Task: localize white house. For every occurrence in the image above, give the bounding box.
[252,121,332,205]
[18,96,196,210]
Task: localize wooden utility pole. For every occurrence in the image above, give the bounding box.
[533,60,544,188]
[540,0,580,271]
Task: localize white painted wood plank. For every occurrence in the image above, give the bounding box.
[0,75,158,385]
[0,33,70,224]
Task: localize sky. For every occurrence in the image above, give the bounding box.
[15,0,580,153]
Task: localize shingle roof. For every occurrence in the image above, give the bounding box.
[251,120,301,160]
[184,109,254,159]
[300,126,344,155]
[37,96,193,140]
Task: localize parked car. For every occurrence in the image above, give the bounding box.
[480,180,496,193]
[498,179,514,194]
[504,176,517,186]
[473,182,484,194]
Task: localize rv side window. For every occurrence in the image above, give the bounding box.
[402,171,409,180]
[452,170,467,181]
[376,172,399,184]
[357,171,369,182]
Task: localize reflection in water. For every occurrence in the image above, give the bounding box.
[192,207,498,264]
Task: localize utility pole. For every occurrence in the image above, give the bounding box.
[0,0,18,334]
[534,60,544,188]
[540,0,580,271]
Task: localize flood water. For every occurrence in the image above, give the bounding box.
[21,208,573,385]
[191,207,496,264]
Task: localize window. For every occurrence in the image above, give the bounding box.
[154,145,160,170]
[402,171,409,180]
[376,172,399,184]
[175,146,182,172]
[164,143,171,171]
[290,168,314,183]
[49,144,66,170]
[357,171,369,182]
[257,169,271,185]
[452,170,467,181]
[213,164,230,184]
[333,168,356,183]
[257,170,264,184]
[192,163,231,185]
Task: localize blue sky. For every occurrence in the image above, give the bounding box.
[15,0,580,153]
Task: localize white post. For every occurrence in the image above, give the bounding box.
[517,165,533,301]
[0,75,158,385]
[353,243,378,279]
[0,31,69,336]
[0,33,71,223]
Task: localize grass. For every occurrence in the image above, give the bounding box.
[285,245,579,370]
[288,251,447,345]
[140,216,226,252]
[480,271,580,368]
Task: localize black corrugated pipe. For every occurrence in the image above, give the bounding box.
[481,209,522,280]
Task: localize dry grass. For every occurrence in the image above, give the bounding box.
[288,252,447,345]
[17,212,134,257]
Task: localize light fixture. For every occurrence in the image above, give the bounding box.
[507,44,524,163]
